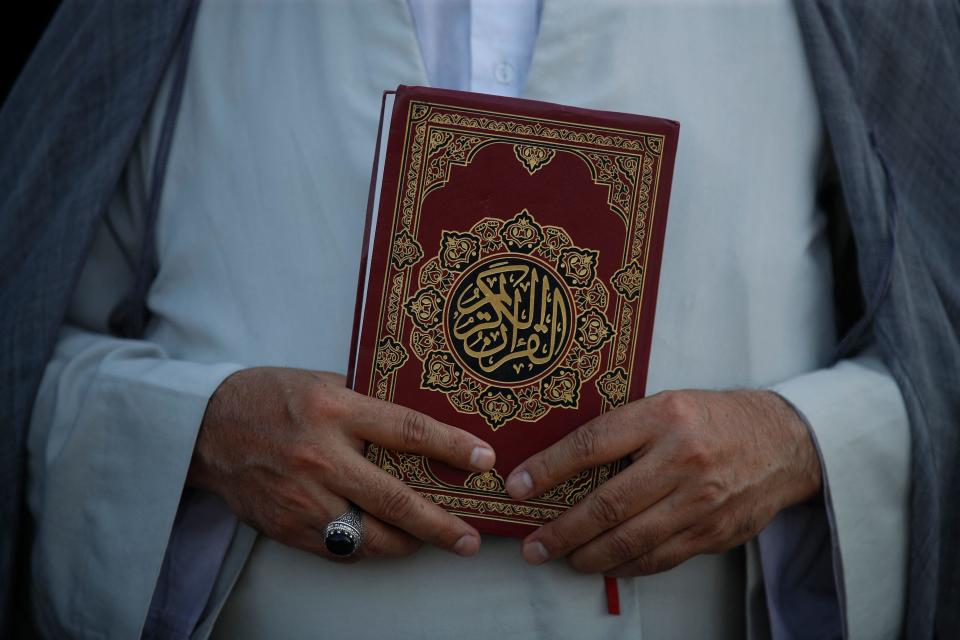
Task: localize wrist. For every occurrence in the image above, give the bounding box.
[761,390,823,507]
[186,368,250,493]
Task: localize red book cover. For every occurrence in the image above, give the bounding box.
[348,85,679,538]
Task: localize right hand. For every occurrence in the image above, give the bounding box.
[187,367,496,560]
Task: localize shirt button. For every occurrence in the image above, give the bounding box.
[493,61,515,85]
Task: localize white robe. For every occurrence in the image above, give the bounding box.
[27,1,910,638]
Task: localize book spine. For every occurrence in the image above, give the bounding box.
[347,91,391,390]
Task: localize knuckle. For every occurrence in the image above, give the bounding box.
[692,477,728,510]
[543,525,572,554]
[567,552,596,574]
[570,425,602,461]
[276,483,313,514]
[309,387,348,422]
[633,549,684,576]
[697,517,729,542]
[636,521,665,553]
[657,550,687,573]
[378,484,417,523]
[527,455,554,489]
[678,434,712,469]
[398,410,431,449]
[434,516,465,547]
[606,530,639,564]
[630,554,657,575]
[265,511,296,541]
[650,553,683,573]
[306,387,357,430]
[656,390,696,425]
[387,535,422,557]
[588,489,628,528]
[311,452,338,486]
[732,513,760,541]
[288,443,327,474]
[359,523,384,556]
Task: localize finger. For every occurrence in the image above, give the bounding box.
[259,502,359,564]
[276,491,422,561]
[505,407,648,500]
[563,493,699,574]
[519,452,677,563]
[351,397,495,473]
[354,515,423,559]
[277,480,421,561]
[331,454,482,557]
[284,523,360,563]
[314,507,423,560]
[605,527,700,577]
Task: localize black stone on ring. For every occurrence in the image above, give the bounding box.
[324,504,364,557]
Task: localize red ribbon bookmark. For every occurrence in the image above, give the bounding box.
[604,576,621,615]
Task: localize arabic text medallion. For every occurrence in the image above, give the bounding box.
[445,254,574,387]
[402,210,615,430]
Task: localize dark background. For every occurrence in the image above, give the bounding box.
[2,0,61,108]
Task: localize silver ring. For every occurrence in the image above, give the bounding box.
[324,504,364,557]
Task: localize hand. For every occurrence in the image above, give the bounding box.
[187,367,496,561]
[504,389,821,576]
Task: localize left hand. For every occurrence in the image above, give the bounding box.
[504,389,822,576]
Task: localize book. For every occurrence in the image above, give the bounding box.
[348,85,679,538]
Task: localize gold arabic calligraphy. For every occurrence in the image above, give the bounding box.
[447,256,573,385]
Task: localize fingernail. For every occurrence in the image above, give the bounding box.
[505,469,533,499]
[470,446,495,470]
[522,540,549,565]
[454,534,480,557]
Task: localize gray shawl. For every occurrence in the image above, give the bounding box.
[1,0,956,636]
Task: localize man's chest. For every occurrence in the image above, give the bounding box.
[153,0,831,389]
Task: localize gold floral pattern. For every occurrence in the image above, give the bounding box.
[539,469,594,504]
[420,492,564,523]
[404,286,444,329]
[631,155,655,259]
[423,131,487,195]
[379,448,432,484]
[573,152,639,225]
[501,209,544,253]
[538,226,573,261]
[596,367,629,407]
[391,229,423,269]
[611,260,645,301]
[540,367,580,408]
[410,326,444,359]
[477,388,519,430]
[576,309,614,353]
[375,336,408,376]
[438,230,479,271]
[513,144,557,174]
[516,385,548,421]
[429,110,658,154]
[421,350,462,391]
[564,343,600,381]
[464,469,506,492]
[449,377,484,414]
[385,273,405,333]
[418,257,454,291]
[374,375,388,400]
[574,280,609,312]
[472,218,504,253]
[615,304,633,366]
[558,247,599,288]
